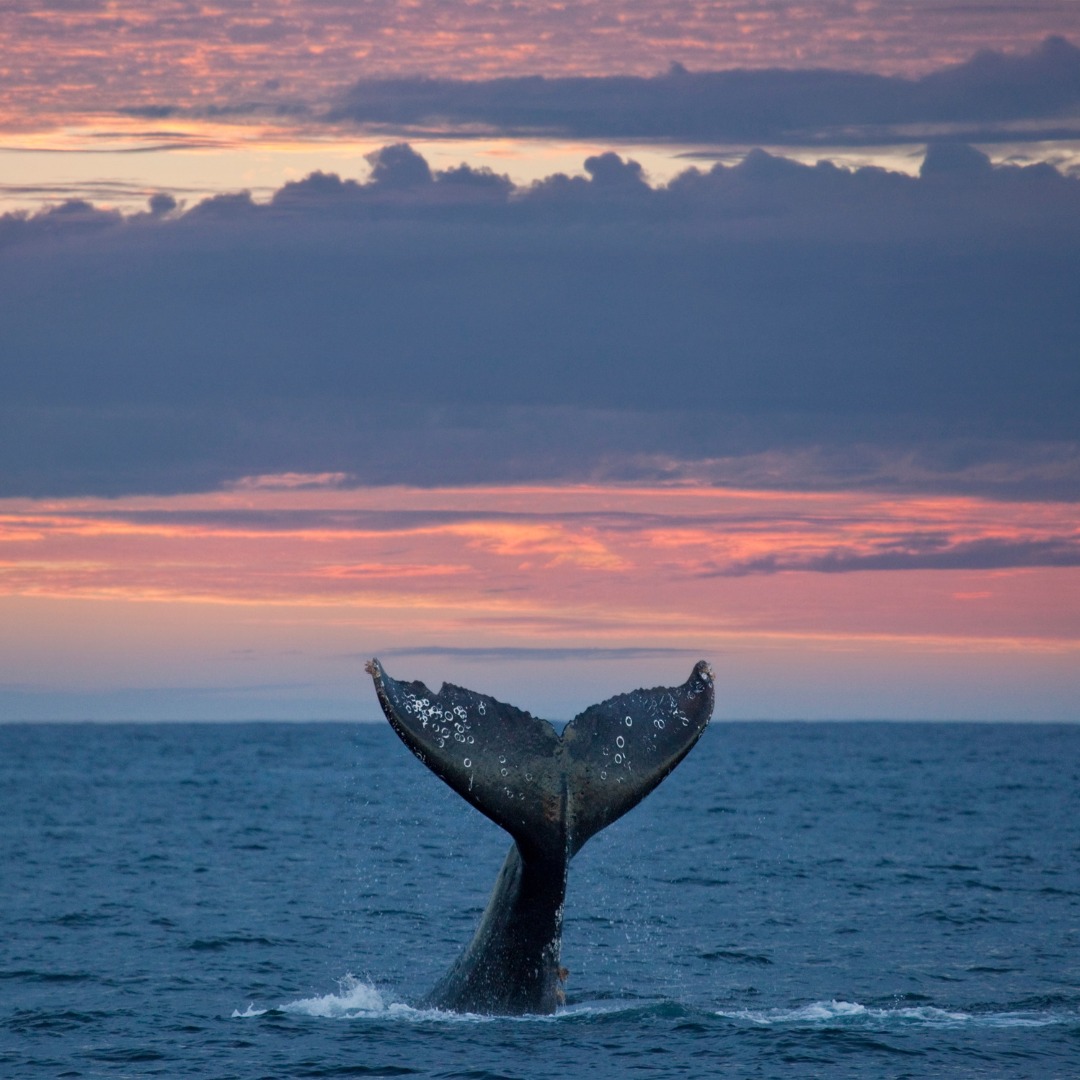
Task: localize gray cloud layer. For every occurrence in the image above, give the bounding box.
[1,143,1078,498]
[721,537,1080,576]
[331,37,1080,143]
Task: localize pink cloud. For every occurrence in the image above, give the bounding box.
[2,3,1076,131]
[0,481,1076,652]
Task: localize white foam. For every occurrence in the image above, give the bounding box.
[283,975,391,1018]
[719,1000,868,1024]
[234,974,499,1023]
[969,1012,1066,1029]
[716,999,1066,1029]
[231,1003,267,1018]
[236,987,1070,1028]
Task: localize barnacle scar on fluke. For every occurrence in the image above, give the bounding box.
[365,657,715,1015]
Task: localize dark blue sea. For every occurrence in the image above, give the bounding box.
[2,720,1078,1079]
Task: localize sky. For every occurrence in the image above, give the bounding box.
[2,1,1079,721]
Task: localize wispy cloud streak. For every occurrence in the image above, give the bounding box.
[371,646,699,662]
[722,536,1080,575]
[1,482,1077,651]
[2,480,1077,721]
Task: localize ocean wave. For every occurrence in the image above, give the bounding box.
[233,978,673,1024]
[716,999,1073,1029]
[232,981,1077,1032]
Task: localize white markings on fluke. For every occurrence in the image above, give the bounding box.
[366,658,715,1015]
[401,690,479,753]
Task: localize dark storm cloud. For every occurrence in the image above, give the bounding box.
[331,36,1080,144]
[1,143,1078,498]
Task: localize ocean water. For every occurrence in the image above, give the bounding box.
[1,720,1078,1079]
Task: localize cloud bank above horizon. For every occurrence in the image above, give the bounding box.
[2,141,1078,501]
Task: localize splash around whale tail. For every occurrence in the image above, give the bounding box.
[365,658,714,1013]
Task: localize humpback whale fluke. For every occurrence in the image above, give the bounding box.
[365,658,714,1015]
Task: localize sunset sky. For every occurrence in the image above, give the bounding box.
[2,1,1079,721]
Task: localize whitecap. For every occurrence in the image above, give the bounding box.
[718,999,867,1025]
[236,975,501,1023]
[231,1003,268,1018]
[716,999,1069,1029]
[283,974,390,1018]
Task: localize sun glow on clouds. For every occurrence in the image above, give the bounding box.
[1,477,1077,719]
[1,479,1077,645]
[1,0,1073,129]
[0,113,712,215]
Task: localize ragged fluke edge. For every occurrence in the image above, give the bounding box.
[366,658,714,1015]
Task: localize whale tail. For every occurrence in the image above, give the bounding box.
[365,658,714,1012]
[366,658,713,859]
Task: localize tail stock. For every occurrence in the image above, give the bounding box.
[365,658,713,1013]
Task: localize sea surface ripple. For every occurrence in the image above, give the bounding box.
[1,720,1078,1078]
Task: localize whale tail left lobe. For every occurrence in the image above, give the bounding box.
[366,658,714,1013]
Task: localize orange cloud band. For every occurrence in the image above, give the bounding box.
[0,480,1077,652]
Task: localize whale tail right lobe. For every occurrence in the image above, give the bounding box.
[366,659,714,1013]
[560,660,715,855]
